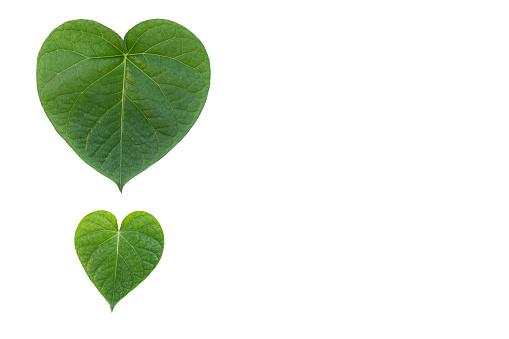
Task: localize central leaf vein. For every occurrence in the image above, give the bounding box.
[112,232,120,308]
[119,55,127,190]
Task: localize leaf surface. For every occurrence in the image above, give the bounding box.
[37,19,210,191]
[75,210,164,310]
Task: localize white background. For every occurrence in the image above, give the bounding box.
[1,0,509,337]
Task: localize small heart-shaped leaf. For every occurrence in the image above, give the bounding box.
[75,210,164,311]
[37,19,211,191]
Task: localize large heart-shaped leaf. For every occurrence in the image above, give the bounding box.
[75,210,164,311]
[37,19,210,191]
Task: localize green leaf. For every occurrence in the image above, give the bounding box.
[75,210,164,311]
[37,19,211,191]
